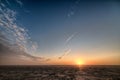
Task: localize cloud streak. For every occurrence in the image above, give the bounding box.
[59,32,78,60]
[67,0,80,18]
[0,0,41,62]
[16,0,23,7]
[66,32,78,44]
[66,33,75,43]
[58,49,71,59]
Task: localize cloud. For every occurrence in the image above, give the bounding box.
[5,0,11,6]
[0,41,12,55]
[16,0,23,7]
[66,32,77,43]
[58,49,71,59]
[45,58,51,61]
[75,0,80,4]
[66,34,74,43]
[67,11,74,17]
[0,1,41,62]
[0,31,41,61]
[67,0,80,18]
[59,32,78,59]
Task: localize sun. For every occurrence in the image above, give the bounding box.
[75,59,85,65]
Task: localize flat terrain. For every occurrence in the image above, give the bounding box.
[0,65,120,80]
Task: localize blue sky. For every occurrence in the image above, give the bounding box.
[18,0,120,54]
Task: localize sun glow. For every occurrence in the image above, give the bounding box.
[75,59,85,65]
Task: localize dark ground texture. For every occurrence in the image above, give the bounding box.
[0,65,120,80]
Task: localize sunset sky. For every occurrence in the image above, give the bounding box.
[0,0,120,65]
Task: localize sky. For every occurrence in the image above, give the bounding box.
[0,0,120,65]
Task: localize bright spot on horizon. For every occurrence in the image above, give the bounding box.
[75,59,85,65]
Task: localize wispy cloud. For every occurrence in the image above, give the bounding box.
[58,49,71,59]
[59,32,78,59]
[67,0,80,18]
[5,0,11,6]
[0,0,41,61]
[67,11,74,17]
[16,0,23,7]
[75,0,81,4]
[45,58,51,61]
[66,32,77,43]
[66,34,75,43]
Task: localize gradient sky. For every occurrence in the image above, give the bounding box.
[0,0,120,65]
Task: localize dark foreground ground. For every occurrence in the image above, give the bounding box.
[0,65,120,80]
